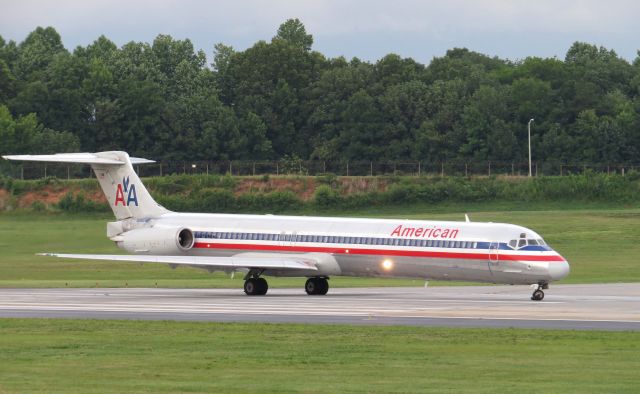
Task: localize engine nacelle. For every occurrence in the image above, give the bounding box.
[116,227,194,254]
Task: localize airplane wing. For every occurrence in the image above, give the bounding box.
[38,253,318,271]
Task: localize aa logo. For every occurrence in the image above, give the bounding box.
[115,176,138,206]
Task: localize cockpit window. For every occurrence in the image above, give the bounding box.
[509,236,548,249]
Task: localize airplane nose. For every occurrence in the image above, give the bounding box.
[549,260,570,281]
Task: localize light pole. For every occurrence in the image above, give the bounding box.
[528,118,534,177]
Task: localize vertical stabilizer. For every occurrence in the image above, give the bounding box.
[91,152,168,219]
[2,151,169,220]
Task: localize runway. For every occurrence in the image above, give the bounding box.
[0,283,639,330]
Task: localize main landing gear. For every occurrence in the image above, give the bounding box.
[305,277,329,295]
[243,270,330,296]
[244,277,268,295]
[244,269,268,296]
[531,283,548,301]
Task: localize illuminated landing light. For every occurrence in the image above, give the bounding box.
[382,259,394,271]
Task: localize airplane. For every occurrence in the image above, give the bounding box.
[3,151,570,301]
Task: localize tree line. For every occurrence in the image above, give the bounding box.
[1,19,639,166]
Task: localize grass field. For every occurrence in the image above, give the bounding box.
[0,319,638,393]
[1,206,639,393]
[1,203,639,288]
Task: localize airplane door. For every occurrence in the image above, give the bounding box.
[488,242,500,274]
[279,231,296,248]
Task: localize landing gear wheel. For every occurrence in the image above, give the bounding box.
[317,278,329,295]
[244,278,269,296]
[531,289,544,301]
[305,277,329,295]
[256,277,268,295]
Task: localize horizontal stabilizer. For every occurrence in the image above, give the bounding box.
[2,153,154,165]
[38,253,318,271]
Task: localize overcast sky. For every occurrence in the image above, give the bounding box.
[2,0,639,64]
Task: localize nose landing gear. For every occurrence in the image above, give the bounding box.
[531,283,548,301]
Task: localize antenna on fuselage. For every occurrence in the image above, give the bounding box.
[465,214,470,223]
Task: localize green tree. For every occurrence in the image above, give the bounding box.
[0,105,79,155]
[274,18,313,50]
[13,27,67,81]
[0,59,16,103]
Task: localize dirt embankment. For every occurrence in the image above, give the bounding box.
[0,185,107,209]
[0,176,390,209]
[233,178,318,200]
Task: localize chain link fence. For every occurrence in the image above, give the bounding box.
[1,160,637,180]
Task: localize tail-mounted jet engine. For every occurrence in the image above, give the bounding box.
[116,227,194,254]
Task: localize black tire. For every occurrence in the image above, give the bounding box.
[305,278,329,295]
[531,289,544,301]
[305,278,318,295]
[317,278,329,295]
[256,278,268,295]
[244,278,257,295]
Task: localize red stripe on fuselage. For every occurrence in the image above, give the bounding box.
[193,242,565,262]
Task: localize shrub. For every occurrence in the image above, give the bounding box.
[56,192,108,213]
[316,173,338,187]
[314,185,341,208]
[31,200,47,212]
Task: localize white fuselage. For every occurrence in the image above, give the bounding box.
[126,212,570,285]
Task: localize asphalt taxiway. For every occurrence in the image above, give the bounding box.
[0,283,638,330]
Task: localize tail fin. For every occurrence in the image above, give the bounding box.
[2,151,169,220]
